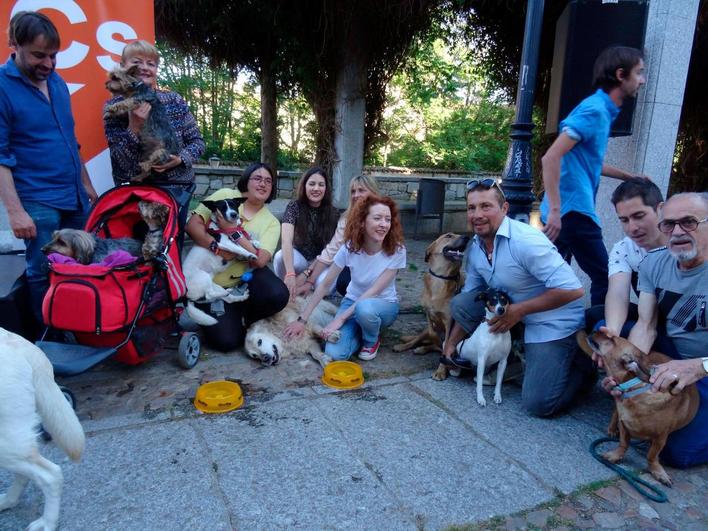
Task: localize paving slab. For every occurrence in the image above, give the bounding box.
[410,377,615,494]
[199,399,414,530]
[313,383,553,529]
[1,421,231,531]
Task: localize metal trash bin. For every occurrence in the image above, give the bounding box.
[414,178,446,238]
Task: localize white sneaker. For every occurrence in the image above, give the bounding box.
[358,339,381,361]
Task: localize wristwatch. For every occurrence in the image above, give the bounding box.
[702,357,708,375]
[303,268,313,278]
[296,315,305,323]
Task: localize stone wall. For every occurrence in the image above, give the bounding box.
[193,165,499,203]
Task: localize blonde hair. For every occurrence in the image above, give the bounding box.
[121,39,159,65]
[345,175,380,215]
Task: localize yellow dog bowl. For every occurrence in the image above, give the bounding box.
[322,361,364,390]
[194,380,244,413]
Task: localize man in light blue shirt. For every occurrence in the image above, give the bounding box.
[442,180,594,417]
[540,46,647,306]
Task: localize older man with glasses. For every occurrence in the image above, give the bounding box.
[599,192,708,468]
[440,179,596,417]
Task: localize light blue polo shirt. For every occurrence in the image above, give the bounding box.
[540,89,620,227]
[462,216,585,343]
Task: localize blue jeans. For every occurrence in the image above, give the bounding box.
[555,212,609,306]
[325,297,399,361]
[22,201,87,323]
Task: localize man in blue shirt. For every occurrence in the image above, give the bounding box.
[441,180,594,417]
[0,11,97,321]
[541,46,647,306]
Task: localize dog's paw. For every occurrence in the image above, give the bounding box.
[325,329,341,344]
[223,287,249,303]
[431,364,448,381]
[493,391,502,404]
[392,343,406,352]
[27,517,55,531]
[477,395,487,407]
[0,492,20,511]
[602,448,625,464]
[413,345,432,355]
[649,464,673,487]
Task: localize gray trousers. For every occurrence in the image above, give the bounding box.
[450,292,593,417]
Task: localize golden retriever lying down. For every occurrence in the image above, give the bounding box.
[244,297,340,367]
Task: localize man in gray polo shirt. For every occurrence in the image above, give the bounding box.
[441,180,594,417]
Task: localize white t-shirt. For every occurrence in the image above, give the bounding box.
[333,244,406,303]
[608,236,647,277]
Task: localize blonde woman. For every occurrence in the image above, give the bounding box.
[294,174,380,297]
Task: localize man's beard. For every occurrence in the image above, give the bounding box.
[668,237,698,263]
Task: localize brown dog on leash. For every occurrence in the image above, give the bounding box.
[393,233,468,359]
[578,329,699,486]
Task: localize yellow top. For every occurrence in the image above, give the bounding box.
[191,188,280,287]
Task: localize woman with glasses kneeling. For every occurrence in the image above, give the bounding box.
[284,195,406,361]
[186,163,289,351]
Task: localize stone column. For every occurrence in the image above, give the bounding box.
[331,60,367,209]
[596,0,700,248]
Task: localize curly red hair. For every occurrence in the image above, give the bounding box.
[344,195,405,255]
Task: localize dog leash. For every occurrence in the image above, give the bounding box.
[589,437,668,503]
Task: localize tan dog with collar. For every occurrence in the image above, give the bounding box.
[578,330,699,486]
[394,233,468,357]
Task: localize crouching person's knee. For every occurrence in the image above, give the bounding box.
[450,292,485,329]
[522,387,561,418]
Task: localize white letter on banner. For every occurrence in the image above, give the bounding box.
[11,0,89,69]
[96,21,138,72]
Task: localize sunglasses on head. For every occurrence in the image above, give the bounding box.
[466,178,505,198]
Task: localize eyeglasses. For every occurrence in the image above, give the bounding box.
[250,176,273,186]
[658,217,707,234]
[466,178,505,198]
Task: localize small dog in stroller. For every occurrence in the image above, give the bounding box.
[42,228,143,265]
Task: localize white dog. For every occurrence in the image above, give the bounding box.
[245,297,341,367]
[0,328,85,531]
[184,198,260,326]
[456,288,512,406]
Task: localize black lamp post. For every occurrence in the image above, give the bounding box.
[501,0,545,223]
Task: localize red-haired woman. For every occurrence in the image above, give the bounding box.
[284,195,406,361]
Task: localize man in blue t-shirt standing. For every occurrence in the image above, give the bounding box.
[540,46,647,306]
[0,11,97,322]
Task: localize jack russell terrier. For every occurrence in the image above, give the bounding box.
[448,287,513,406]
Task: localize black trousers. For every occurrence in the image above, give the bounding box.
[197,266,289,351]
[554,211,609,306]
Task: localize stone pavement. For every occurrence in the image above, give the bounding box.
[2,235,707,530]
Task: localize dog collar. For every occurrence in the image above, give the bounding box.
[427,268,459,281]
[614,376,652,399]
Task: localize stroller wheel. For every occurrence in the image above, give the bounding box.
[177,333,201,369]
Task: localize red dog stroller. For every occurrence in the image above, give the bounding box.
[37,185,201,375]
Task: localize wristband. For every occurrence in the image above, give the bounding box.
[296,315,305,323]
[285,272,296,278]
[303,268,313,278]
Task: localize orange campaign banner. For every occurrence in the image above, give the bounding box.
[1,0,155,194]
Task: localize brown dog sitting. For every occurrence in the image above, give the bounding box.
[104,65,179,181]
[578,330,699,486]
[393,233,468,361]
